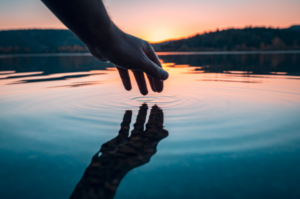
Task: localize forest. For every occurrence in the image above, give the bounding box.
[0,26,299,54]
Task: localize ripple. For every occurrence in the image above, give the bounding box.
[2,69,300,153]
[130,95,180,103]
[131,97,155,102]
[67,92,205,112]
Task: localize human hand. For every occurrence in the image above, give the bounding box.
[99,104,168,163]
[70,104,168,199]
[87,25,169,95]
[41,0,168,95]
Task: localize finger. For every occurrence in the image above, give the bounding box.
[146,48,164,92]
[131,104,148,136]
[146,75,157,92]
[133,71,148,95]
[116,66,132,91]
[118,110,132,137]
[145,105,164,132]
[142,58,169,81]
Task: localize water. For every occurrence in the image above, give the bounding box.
[0,52,300,199]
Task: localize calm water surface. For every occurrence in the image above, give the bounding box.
[0,52,300,199]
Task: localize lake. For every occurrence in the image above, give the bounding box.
[0,52,300,199]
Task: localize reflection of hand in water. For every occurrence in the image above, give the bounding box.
[70,104,168,199]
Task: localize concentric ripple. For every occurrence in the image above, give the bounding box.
[1,66,300,153]
[130,95,179,103]
[65,91,208,119]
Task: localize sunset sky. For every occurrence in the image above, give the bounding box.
[0,0,300,42]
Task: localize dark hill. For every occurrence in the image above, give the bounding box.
[0,26,300,54]
[288,25,300,31]
[0,29,88,54]
[159,27,300,51]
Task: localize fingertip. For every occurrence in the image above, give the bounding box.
[152,78,163,93]
[141,90,148,96]
[152,104,159,108]
[160,70,169,81]
[156,86,163,93]
[125,85,132,91]
[124,110,133,118]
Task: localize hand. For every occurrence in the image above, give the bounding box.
[99,104,168,163]
[70,104,168,199]
[42,0,168,95]
[87,25,169,95]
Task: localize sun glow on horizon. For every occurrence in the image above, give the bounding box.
[142,29,175,43]
[0,0,299,43]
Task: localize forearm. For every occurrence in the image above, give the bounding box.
[42,0,168,94]
[70,158,130,199]
[41,0,115,48]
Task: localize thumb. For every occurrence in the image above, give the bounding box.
[142,58,169,80]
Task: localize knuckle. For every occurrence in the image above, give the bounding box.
[143,40,150,47]
[143,41,152,51]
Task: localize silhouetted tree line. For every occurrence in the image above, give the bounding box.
[0,26,299,54]
[158,26,300,51]
[0,29,88,54]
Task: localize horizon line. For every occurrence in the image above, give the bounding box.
[0,24,299,44]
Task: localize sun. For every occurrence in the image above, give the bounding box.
[145,30,173,43]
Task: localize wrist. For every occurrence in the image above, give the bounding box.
[85,22,125,57]
[83,18,114,46]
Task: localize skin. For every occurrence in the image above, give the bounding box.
[41,0,169,95]
[69,104,168,199]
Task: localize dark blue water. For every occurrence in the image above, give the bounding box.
[0,52,300,199]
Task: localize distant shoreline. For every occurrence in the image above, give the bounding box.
[1,27,300,54]
[1,50,300,59]
[156,50,300,55]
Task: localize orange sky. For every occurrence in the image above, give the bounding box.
[0,0,299,42]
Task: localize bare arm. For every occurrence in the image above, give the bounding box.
[42,0,169,95]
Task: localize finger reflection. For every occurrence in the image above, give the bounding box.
[70,104,168,199]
